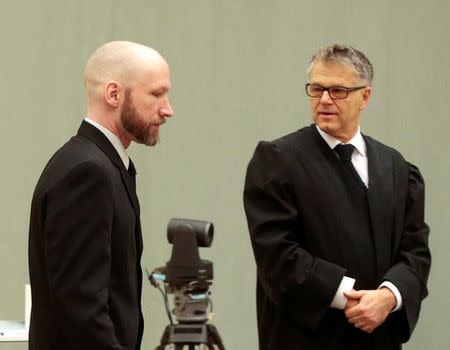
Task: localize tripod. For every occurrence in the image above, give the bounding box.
[155,323,225,350]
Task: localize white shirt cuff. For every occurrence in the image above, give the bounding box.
[379,281,402,312]
[330,276,355,309]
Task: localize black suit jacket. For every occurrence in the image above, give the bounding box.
[243,125,431,350]
[28,121,144,350]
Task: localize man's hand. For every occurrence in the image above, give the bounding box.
[344,288,396,334]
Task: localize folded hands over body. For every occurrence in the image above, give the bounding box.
[344,288,397,334]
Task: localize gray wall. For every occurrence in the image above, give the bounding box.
[1,1,448,349]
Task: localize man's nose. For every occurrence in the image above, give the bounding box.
[319,90,333,104]
[161,99,174,118]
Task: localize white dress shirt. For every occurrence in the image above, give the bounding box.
[316,126,402,312]
[84,118,130,170]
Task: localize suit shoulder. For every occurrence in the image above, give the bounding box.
[36,135,114,190]
[363,134,426,183]
[54,135,112,168]
[363,134,406,162]
[266,125,315,153]
[249,126,316,167]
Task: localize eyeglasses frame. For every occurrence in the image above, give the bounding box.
[305,83,368,100]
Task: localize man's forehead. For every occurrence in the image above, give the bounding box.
[310,61,358,85]
[133,65,171,89]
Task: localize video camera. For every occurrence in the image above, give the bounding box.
[149,218,214,323]
[148,218,225,349]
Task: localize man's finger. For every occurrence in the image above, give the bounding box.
[361,325,374,333]
[344,289,366,300]
[344,303,364,319]
[348,315,364,325]
[344,298,358,310]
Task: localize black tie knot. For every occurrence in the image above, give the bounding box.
[334,144,355,162]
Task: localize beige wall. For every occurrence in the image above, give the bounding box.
[0,1,448,348]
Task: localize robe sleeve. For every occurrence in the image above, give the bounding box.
[243,141,346,330]
[383,161,431,342]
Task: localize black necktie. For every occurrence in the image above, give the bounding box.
[128,158,137,192]
[334,144,366,190]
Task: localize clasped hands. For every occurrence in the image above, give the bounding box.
[343,288,396,334]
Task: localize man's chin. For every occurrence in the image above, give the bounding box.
[143,135,159,147]
[315,120,336,133]
[146,139,158,147]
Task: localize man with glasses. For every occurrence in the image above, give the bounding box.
[243,44,430,350]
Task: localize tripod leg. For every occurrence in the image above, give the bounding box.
[155,326,171,350]
[206,325,225,350]
[204,340,215,350]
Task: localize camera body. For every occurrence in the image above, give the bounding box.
[151,218,214,323]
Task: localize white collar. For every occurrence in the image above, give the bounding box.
[315,125,366,157]
[84,117,130,169]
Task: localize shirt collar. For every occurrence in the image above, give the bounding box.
[316,125,367,157]
[84,117,130,169]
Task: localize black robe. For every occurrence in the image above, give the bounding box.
[243,125,431,350]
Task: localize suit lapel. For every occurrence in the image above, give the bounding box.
[364,136,394,276]
[77,121,141,216]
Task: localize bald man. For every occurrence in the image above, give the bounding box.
[28,41,173,350]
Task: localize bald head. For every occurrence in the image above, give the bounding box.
[84,41,168,101]
[84,41,173,148]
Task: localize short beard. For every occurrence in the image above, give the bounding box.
[120,89,158,146]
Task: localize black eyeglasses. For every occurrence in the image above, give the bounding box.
[305,83,367,100]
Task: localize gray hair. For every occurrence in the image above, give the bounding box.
[307,44,374,86]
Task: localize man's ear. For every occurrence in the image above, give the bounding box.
[104,81,121,108]
[360,86,372,111]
